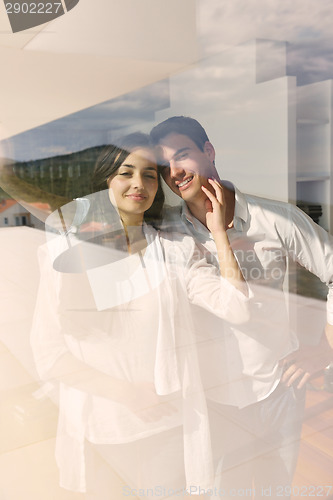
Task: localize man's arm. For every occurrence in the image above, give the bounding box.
[280,205,333,388]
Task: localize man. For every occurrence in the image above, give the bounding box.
[150,116,333,498]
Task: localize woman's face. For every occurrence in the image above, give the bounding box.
[107,147,159,223]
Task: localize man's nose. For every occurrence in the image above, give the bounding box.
[169,161,184,178]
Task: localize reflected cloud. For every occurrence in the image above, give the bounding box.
[5,81,169,162]
[198,0,333,55]
[197,0,333,86]
[288,38,333,84]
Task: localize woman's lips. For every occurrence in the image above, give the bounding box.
[126,194,147,201]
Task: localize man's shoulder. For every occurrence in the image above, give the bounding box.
[244,192,293,213]
[242,191,302,223]
[235,188,313,235]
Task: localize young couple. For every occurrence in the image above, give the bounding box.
[32,117,333,499]
[31,129,250,499]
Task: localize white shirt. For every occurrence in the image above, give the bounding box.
[163,183,333,408]
[31,211,250,493]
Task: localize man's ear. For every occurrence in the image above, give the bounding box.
[204,141,215,163]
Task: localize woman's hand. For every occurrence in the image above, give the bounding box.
[48,355,178,423]
[202,179,246,293]
[201,178,227,235]
[128,381,178,423]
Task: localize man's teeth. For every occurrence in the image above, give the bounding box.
[178,177,193,188]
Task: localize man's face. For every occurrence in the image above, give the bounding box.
[156,133,216,204]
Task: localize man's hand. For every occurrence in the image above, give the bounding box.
[280,330,333,389]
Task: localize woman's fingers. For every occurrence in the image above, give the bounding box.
[208,178,225,205]
[201,186,220,211]
[202,178,225,207]
[201,185,216,203]
[202,184,227,233]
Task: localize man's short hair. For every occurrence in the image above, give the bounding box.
[150,116,209,152]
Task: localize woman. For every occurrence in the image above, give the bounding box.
[31,133,249,499]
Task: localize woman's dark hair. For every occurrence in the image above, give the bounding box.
[91,132,164,226]
[150,116,209,151]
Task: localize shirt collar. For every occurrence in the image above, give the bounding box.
[232,184,248,231]
[181,202,210,236]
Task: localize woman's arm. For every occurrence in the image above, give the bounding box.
[46,351,176,422]
[174,178,250,323]
[201,178,247,294]
[183,245,250,324]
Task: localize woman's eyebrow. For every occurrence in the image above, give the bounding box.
[120,164,157,171]
[144,166,158,171]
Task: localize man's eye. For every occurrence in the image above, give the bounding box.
[176,153,187,161]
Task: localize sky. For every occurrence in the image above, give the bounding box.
[196,0,333,86]
[3,80,169,162]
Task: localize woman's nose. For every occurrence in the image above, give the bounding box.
[132,173,144,189]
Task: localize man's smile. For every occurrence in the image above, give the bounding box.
[176,176,194,191]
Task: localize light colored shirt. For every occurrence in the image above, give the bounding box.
[163,183,333,408]
[31,210,250,493]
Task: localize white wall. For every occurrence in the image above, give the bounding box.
[0,0,198,140]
